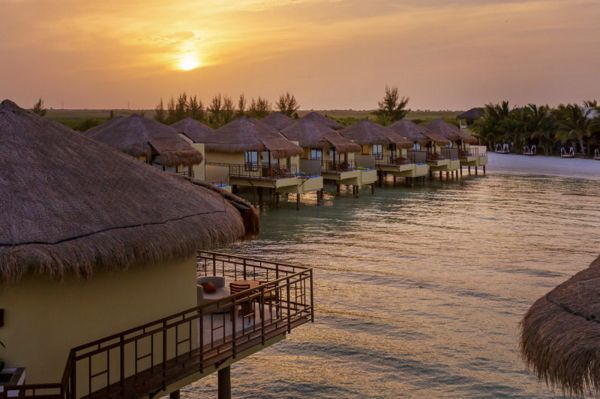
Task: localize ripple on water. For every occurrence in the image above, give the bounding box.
[187,172,600,398]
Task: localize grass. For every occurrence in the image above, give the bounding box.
[45,108,461,130]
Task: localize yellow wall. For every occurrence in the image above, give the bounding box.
[0,256,197,384]
[205,151,244,165]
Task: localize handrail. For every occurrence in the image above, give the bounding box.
[7,251,314,399]
[207,162,299,179]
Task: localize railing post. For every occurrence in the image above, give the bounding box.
[243,258,247,280]
[260,286,266,346]
[286,277,292,333]
[162,320,167,381]
[309,270,315,323]
[199,307,204,374]
[70,356,76,399]
[120,335,125,391]
[232,298,237,359]
[212,253,216,276]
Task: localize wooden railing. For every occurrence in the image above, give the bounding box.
[1,252,314,399]
[212,163,299,179]
[321,160,355,173]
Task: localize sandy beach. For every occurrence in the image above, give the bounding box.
[488,152,600,180]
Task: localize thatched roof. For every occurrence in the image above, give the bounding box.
[339,120,412,148]
[207,117,303,159]
[388,119,429,145]
[457,107,484,121]
[302,111,344,130]
[0,100,258,285]
[281,118,361,153]
[425,119,462,142]
[262,112,296,131]
[86,115,203,167]
[521,254,600,397]
[171,117,215,143]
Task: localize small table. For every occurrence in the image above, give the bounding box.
[232,279,261,290]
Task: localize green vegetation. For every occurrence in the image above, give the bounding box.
[473,101,600,156]
[275,92,300,117]
[373,86,409,126]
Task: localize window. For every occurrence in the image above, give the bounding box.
[244,151,258,171]
[310,148,323,161]
[372,144,383,160]
[413,143,421,151]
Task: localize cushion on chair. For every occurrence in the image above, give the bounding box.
[201,282,216,294]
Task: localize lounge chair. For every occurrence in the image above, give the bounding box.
[197,276,230,306]
[531,145,537,155]
[595,148,600,160]
[523,145,531,155]
[560,147,576,158]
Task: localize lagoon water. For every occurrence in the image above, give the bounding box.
[188,154,600,398]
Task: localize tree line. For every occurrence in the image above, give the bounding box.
[473,101,600,156]
[154,92,300,127]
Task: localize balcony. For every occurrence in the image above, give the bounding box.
[1,252,314,399]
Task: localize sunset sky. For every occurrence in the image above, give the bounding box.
[1,0,599,110]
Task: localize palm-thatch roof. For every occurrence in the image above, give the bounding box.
[426,119,478,144]
[521,254,600,397]
[302,111,344,130]
[262,112,296,131]
[457,107,484,121]
[171,117,215,143]
[207,117,303,159]
[388,119,429,145]
[339,120,412,148]
[425,119,463,142]
[281,118,361,153]
[0,99,258,285]
[86,115,203,167]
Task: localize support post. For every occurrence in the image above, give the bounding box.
[169,390,181,399]
[275,192,280,208]
[468,166,471,175]
[483,165,486,175]
[371,184,375,195]
[296,193,300,210]
[475,167,478,176]
[336,184,341,195]
[218,367,231,399]
[439,171,442,180]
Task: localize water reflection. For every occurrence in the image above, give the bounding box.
[187,173,600,398]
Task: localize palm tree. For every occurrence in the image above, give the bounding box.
[554,103,594,156]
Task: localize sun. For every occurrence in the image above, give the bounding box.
[177,53,201,71]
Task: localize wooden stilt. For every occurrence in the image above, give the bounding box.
[483,165,486,175]
[296,193,300,210]
[169,390,180,399]
[316,190,321,206]
[468,166,471,175]
[393,176,397,185]
[275,192,280,208]
[460,166,463,176]
[336,184,341,195]
[218,367,231,399]
[439,171,442,180]
[475,167,478,176]
[371,184,375,195]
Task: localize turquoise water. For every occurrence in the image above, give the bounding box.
[187,168,600,398]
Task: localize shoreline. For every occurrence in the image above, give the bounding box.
[487,153,600,181]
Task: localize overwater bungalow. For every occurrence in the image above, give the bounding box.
[424,119,487,177]
[280,118,376,196]
[388,119,432,179]
[86,114,205,179]
[521,255,600,397]
[301,111,344,130]
[173,116,323,208]
[339,119,420,185]
[261,112,296,131]
[0,100,314,398]
[426,119,487,176]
